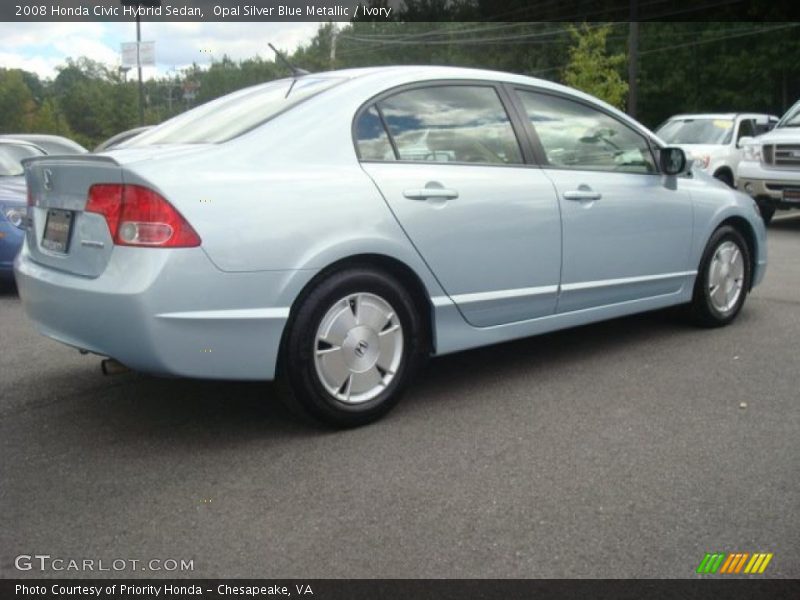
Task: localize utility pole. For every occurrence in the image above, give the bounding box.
[121,0,160,125]
[627,0,639,118]
[329,22,338,69]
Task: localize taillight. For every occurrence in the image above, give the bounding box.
[86,184,200,248]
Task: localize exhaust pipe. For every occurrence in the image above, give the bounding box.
[101,358,129,376]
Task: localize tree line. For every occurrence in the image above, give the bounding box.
[1,21,798,148]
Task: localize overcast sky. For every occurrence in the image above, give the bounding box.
[0,22,322,80]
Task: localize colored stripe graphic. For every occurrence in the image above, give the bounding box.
[696,553,726,574]
[700,552,774,574]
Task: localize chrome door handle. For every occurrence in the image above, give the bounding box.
[563,190,602,201]
[403,188,459,200]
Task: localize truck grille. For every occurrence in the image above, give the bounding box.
[764,144,800,168]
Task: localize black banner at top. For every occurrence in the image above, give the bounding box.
[4,0,800,22]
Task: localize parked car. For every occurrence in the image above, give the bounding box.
[737,99,800,223]
[0,134,86,155]
[94,126,154,152]
[1,139,46,283]
[655,113,778,187]
[15,66,767,427]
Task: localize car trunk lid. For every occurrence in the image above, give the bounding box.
[24,154,123,278]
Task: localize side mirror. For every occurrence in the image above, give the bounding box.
[737,135,755,149]
[659,147,687,175]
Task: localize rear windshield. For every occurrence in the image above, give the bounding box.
[656,118,734,145]
[0,144,45,177]
[124,76,344,146]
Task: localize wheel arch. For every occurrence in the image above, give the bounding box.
[717,215,758,290]
[277,253,437,375]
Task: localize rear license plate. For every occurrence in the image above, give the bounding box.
[783,188,800,204]
[42,209,74,253]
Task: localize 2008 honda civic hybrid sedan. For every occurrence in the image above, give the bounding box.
[15,66,767,427]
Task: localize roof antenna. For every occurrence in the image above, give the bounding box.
[268,43,309,78]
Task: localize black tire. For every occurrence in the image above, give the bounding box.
[758,204,775,225]
[281,267,426,428]
[714,170,734,188]
[689,225,751,327]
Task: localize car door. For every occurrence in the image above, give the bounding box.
[356,83,561,327]
[510,88,694,314]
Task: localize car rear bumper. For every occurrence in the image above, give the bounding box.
[13,244,302,380]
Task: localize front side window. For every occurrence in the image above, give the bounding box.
[737,119,755,140]
[518,91,657,174]
[376,85,523,165]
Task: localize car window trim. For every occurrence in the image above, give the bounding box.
[508,85,663,176]
[351,79,530,168]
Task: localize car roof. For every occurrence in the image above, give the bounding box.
[0,138,47,151]
[308,65,657,140]
[664,112,777,120]
[0,134,86,152]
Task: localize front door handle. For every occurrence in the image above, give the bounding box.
[563,190,602,201]
[403,187,459,201]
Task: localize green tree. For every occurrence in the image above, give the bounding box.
[0,69,37,132]
[563,23,628,109]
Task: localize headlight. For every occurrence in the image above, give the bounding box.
[742,143,762,162]
[2,205,27,229]
[692,154,710,170]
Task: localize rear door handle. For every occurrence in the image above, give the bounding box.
[563,190,602,201]
[403,188,459,201]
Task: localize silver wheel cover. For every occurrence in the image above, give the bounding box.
[708,240,745,314]
[314,293,404,404]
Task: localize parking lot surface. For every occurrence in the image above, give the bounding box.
[1,216,798,579]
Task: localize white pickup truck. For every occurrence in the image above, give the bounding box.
[737,99,800,223]
[655,113,778,188]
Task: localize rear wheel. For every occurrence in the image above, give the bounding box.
[689,225,751,327]
[282,268,425,428]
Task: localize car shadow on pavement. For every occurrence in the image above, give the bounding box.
[769,214,800,230]
[407,310,697,409]
[9,306,745,445]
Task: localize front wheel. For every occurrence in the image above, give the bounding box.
[689,225,751,327]
[281,268,426,428]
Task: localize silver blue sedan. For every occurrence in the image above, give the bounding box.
[15,66,767,427]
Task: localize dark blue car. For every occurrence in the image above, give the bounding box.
[1,140,45,283]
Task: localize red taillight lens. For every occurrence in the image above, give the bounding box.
[86,184,200,248]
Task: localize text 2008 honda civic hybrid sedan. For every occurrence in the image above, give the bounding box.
[15,66,767,427]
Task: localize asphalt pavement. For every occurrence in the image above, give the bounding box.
[1,216,798,579]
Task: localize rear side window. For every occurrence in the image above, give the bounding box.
[517,90,657,174]
[125,77,344,146]
[374,85,523,165]
[355,106,396,160]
